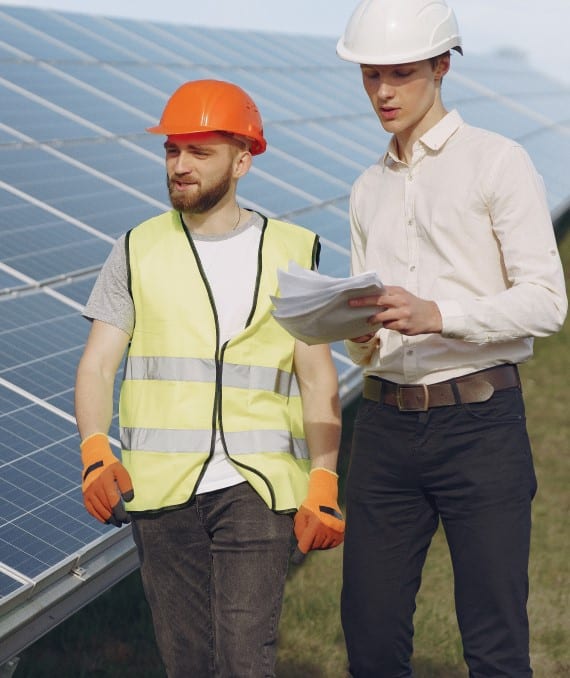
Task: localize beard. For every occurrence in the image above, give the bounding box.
[167,166,233,214]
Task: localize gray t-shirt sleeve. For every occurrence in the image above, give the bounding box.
[83,234,135,336]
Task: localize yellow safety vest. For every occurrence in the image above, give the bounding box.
[119,210,320,513]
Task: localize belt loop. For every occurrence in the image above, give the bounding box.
[450,380,462,404]
[421,383,429,410]
[514,365,522,389]
[378,380,386,405]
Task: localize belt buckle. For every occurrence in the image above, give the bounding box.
[396,384,430,412]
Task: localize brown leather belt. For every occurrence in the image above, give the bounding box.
[362,364,521,412]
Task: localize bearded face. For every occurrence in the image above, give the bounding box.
[167,163,234,214]
[164,133,244,216]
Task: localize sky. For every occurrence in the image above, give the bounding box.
[1,0,570,86]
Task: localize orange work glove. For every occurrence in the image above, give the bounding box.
[81,433,134,527]
[293,468,345,557]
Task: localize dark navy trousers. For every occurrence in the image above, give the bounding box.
[342,388,537,678]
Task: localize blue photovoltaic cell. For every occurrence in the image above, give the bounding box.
[0,383,119,591]
[0,571,24,598]
[0,12,76,60]
[53,274,103,307]
[11,9,145,63]
[0,271,21,289]
[296,205,352,255]
[0,206,112,281]
[0,4,568,654]
[0,85,102,142]
[0,388,105,580]
[57,63,168,111]
[59,13,193,63]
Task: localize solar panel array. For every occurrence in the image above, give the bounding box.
[1,4,569,663]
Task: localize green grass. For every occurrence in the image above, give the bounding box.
[13,235,570,677]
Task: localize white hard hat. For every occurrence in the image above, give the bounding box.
[337,0,463,65]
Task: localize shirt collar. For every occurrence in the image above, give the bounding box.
[383,109,463,165]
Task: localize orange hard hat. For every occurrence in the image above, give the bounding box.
[146,79,267,155]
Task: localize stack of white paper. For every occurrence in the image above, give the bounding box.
[271,261,385,345]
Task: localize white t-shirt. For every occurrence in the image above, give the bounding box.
[191,220,262,492]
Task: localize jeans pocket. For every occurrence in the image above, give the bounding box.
[462,387,526,424]
[354,397,383,425]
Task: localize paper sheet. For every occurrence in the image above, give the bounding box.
[271,262,385,344]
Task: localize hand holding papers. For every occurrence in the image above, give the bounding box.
[271,262,385,345]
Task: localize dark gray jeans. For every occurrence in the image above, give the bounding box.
[342,388,537,678]
[131,482,293,678]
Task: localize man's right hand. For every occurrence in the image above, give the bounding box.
[349,285,442,336]
[80,433,134,527]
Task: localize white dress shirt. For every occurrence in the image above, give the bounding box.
[346,110,567,384]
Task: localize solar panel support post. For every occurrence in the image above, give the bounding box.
[0,529,139,666]
[0,658,19,678]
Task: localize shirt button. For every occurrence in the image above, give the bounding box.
[410,265,416,271]
[407,350,414,356]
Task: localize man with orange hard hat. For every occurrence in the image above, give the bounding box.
[74,79,344,677]
[336,0,567,676]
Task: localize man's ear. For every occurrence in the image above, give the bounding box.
[434,53,451,81]
[233,150,252,178]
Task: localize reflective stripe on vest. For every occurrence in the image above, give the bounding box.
[124,356,300,397]
[121,427,307,459]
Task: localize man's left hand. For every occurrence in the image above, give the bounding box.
[294,468,345,555]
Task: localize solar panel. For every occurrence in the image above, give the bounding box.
[0,4,568,665]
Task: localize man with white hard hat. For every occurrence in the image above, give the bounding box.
[336,1,567,676]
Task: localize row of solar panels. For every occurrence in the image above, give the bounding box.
[1,4,569,665]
